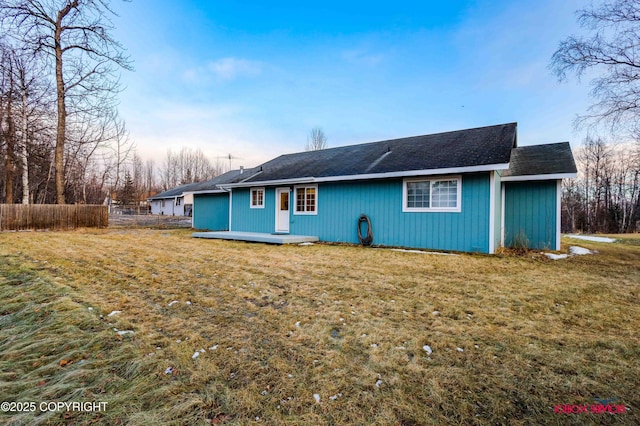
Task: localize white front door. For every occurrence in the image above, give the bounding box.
[275,188,290,233]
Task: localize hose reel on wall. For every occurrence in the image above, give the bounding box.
[357,214,374,246]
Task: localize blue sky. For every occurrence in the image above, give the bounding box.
[111,0,590,168]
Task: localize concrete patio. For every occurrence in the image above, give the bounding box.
[192,231,319,245]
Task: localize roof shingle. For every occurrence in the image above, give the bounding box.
[243,123,517,183]
[502,142,577,178]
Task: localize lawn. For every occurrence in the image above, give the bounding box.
[0,228,638,425]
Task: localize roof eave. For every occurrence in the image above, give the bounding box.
[223,163,510,188]
[501,172,577,182]
[189,189,227,195]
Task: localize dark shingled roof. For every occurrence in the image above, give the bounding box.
[148,168,260,199]
[148,182,200,200]
[185,167,261,192]
[242,123,517,183]
[502,142,577,177]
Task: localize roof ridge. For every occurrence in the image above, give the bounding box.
[272,122,517,160]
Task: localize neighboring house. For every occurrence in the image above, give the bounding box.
[149,183,198,216]
[192,123,577,253]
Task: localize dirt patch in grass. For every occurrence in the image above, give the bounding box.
[1,229,638,425]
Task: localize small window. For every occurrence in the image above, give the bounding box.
[161,200,165,207]
[250,188,265,208]
[294,185,317,215]
[176,197,182,206]
[403,176,461,212]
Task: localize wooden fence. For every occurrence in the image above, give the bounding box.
[0,204,108,231]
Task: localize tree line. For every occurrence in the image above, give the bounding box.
[0,1,229,206]
[553,0,640,234]
[562,139,640,233]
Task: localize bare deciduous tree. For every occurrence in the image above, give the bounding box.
[160,147,219,190]
[563,137,640,233]
[305,127,328,151]
[1,0,132,204]
[551,0,640,134]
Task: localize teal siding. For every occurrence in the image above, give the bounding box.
[193,193,229,231]
[504,180,557,250]
[229,173,492,252]
[293,174,490,252]
[231,188,276,233]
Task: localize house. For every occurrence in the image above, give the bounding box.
[192,123,577,253]
[148,182,199,216]
[187,167,261,230]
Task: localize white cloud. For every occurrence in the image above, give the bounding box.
[207,57,264,80]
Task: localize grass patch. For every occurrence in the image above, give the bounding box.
[0,229,638,425]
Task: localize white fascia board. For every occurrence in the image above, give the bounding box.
[222,163,509,188]
[222,177,315,189]
[317,163,509,183]
[489,171,496,254]
[556,180,562,251]
[148,195,179,201]
[501,173,577,182]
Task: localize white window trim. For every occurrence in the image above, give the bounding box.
[402,175,462,213]
[250,187,265,209]
[293,184,318,215]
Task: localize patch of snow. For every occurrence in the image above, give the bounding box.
[294,321,301,328]
[361,334,367,337]
[456,347,464,353]
[329,394,342,401]
[186,301,192,306]
[370,343,378,348]
[313,393,321,403]
[107,310,121,317]
[570,246,593,255]
[87,307,93,311]
[298,242,314,246]
[209,345,218,350]
[423,345,432,355]
[116,330,134,336]
[168,300,179,307]
[432,311,440,315]
[567,234,616,243]
[192,352,200,359]
[544,245,596,260]
[544,253,569,260]
[375,379,383,388]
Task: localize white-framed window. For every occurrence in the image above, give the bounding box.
[294,185,317,215]
[403,176,461,212]
[250,188,265,208]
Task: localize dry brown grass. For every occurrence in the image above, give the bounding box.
[1,228,638,425]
